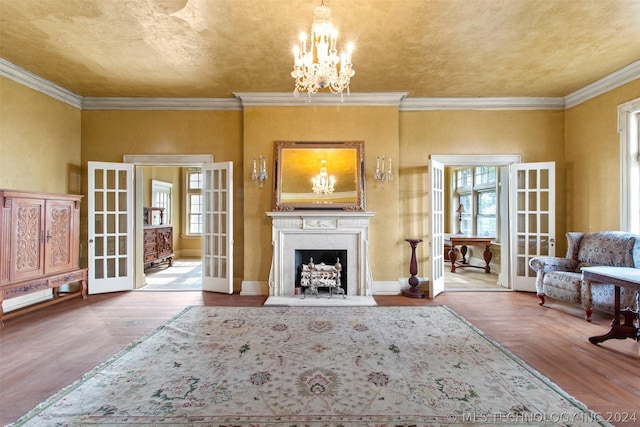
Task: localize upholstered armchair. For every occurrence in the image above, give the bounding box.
[529,231,639,321]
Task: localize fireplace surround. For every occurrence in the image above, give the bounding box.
[266,211,374,296]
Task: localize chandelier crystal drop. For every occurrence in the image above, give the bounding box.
[312,160,336,195]
[291,2,355,97]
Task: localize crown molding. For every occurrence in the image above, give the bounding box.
[1,56,637,111]
[122,154,214,165]
[564,60,640,109]
[400,97,565,111]
[0,58,82,109]
[233,92,409,107]
[430,154,522,165]
[82,97,242,110]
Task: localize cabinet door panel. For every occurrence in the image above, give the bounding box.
[45,200,77,274]
[156,227,173,258]
[11,198,45,282]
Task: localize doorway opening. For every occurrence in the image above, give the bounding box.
[88,157,231,296]
[140,165,203,291]
[123,154,213,292]
[431,155,519,292]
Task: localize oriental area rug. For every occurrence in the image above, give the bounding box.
[12,306,611,426]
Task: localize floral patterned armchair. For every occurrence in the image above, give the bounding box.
[529,231,639,321]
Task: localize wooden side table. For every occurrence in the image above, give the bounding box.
[444,235,495,273]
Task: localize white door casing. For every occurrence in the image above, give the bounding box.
[618,97,640,233]
[88,161,134,294]
[202,162,234,294]
[509,162,556,292]
[125,154,214,288]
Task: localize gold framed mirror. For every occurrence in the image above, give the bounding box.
[273,141,365,211]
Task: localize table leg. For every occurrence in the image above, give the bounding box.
[448,247,458,272]
[460,245,468,263]
[589,284,639,344]
[483,244,493,273]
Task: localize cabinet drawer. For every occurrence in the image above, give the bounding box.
[144,248,157,257]
[144,230,156,243]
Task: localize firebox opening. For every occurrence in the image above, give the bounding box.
[295,249,347,293]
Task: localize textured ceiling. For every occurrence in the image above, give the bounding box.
[1,0,639,99]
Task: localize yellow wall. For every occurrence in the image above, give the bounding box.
[0,76,81,193]
[399,109,566,269]
[564,79,640,233]
[242,106,401,281]
[0,76,81,311]
[3,72,637,295]
[80,110,244,287]
[240,107,561,283]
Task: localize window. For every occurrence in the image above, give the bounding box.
[619,98,640,234]
[185,168,203,235]
[455,166,498,237]
[151,180,172,224]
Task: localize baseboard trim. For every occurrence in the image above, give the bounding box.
[240,280,268,296]
[179,249,202,258]
[2,290,53,312]
[372,280,402,295]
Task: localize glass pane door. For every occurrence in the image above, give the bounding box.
[88,161,134,294]
[510,162,555,292]
[202,162,233,294]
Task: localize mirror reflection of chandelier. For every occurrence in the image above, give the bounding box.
[312,160,336,195]
[291,1,355,97]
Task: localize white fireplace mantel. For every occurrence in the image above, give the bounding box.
[266,211,375,296]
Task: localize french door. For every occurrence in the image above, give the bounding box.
[509,162,555,292]
[88,160,233,294]
[88,161,134,294]
[428,159,445,298]
[427,158,555,295]
[201,162,234,294]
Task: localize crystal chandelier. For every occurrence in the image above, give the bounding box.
[312,160,335,195]
[291,1,355,97]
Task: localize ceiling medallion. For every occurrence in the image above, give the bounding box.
[291,1,355,98]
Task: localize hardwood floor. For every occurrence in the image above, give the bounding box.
[139,258,202,291]
[444,268,504,290]
[1,291,638,426]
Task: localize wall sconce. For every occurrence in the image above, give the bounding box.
[374,156,393,183]
[251,155,268,188]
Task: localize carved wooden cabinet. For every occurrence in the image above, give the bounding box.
[0,190,87,322]
[143,207,173,269]
[144,226,174,267]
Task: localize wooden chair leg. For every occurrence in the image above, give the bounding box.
[584,307,593,322]
[537,294,545,306]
